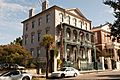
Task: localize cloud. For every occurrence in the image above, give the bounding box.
[0,0,30,45]
[0,0,30,16]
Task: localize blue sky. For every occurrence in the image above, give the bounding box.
[0,0,115,45]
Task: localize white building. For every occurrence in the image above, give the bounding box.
[22,0,96,71]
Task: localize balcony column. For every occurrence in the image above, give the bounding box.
[82,32,85,43]
[77,30,79,42]
[77,45,80,69]
[114,49,118,61]
[84,32,87,41]
[89,34,91,42]
[69,28,72,42]
[71,28,73,42]
[99,57,105,70]
[63,26,67,61]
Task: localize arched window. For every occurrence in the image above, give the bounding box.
[86,33,89,41]
[85,23,87,30]
[78,21,82,28]
[66,28,71,40]
[73,18,77,26]
[73,30,77,42]
[66,16,70,24]
[79,31,84,41]
[59,13,64,22]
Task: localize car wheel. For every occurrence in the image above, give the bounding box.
[74,73,77,77]
[61,74,65,78]
[22,76,30,80]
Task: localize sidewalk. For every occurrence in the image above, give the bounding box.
[80,69,112,74]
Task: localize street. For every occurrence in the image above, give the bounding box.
[49,70,120,80]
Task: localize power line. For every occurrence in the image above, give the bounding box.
[37,0,42,6]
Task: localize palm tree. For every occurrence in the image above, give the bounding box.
[40,34,54,79]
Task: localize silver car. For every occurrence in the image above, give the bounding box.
[51,67,80,78]
[0,70,32,80]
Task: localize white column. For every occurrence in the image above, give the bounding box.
[88,49,91,63]
[99,57,105,70]
[106,57,112,70]
[114,49,117,61]
[54,58,57,71]
[116,61,120,69]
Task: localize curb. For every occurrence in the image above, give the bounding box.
[32,69,115,78]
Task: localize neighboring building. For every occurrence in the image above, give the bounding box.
[91,23,120,69]
[22,0,96,71]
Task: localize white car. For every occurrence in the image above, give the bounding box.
[0,70,32,80]
[51,67,80,78]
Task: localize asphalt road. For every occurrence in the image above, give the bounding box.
[49,70,120,80]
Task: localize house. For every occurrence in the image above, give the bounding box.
[91,23,120,70]
[22,0,96,71]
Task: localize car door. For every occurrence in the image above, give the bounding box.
[65,68,72,76]
[10,71,22,80]
[1,72,13,80]
[70,68,76,76]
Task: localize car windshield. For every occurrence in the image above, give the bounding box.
[60,68,66,71]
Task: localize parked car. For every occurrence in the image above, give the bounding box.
[0,70,32,80]
[9,64,25,69]
[51,67,80,78]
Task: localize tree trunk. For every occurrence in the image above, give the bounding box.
[46,44,49,79]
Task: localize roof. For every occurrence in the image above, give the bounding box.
[92,22,112,29]
[65,8,87,19]
[22,5,91,23]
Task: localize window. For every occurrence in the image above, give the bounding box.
[32,21,35,28]
[46,27,50,34]
[31,33,35,43]
[73,30,77,41]
[79,31,84,41]
[78,21,82,28]
[25,23,28,31]
[85,23,87,30]
[46,14,50,23]
[30,48,34,56]
[66,16,70,24]
[25,35,28,45]
[37,31,41,41]
[86,33,89,41]
[95,32,98,43]
[38,18,41,26]
[59,13,64,22]
[66,28,71,40]
[37,47,41,57]
[73,18,77,26]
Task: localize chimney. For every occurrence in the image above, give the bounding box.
[29,8,34,18]
[42,0,48,11]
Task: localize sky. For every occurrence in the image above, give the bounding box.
[0,0,115,45]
